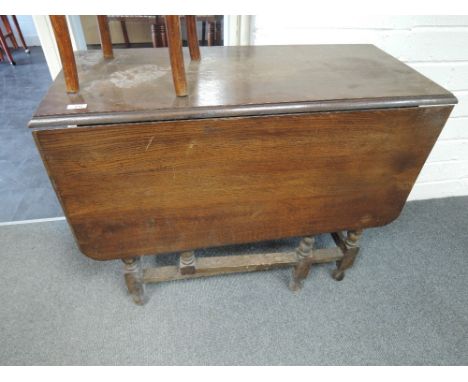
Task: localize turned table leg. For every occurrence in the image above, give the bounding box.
[122,257,147,305]
[332,230,363,281]
[179,251,196,275]
[289,236,315,291]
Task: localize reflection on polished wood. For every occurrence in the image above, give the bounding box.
[29,45,456,128]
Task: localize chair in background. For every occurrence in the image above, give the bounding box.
[0,15,30,65]
[200,15,222,46]
[0,25,15,65]
[108,15,168,48]
[49,15,200,96]
[107,15,222,49]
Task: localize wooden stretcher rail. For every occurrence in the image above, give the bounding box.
[121,233,355,305]
[142,248,343,284]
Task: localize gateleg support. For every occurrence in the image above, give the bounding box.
[289,236,315,292]
[331,229,363,281]
[122,257,147,305]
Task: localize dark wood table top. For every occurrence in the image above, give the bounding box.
[29,44,457,128]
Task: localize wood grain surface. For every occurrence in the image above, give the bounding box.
[34,106,452,260]
[29,45,457,128]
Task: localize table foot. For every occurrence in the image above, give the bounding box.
[289,236,315,292]
[332,269,345,281]
[331,230,363,281]
[122,257,147,305]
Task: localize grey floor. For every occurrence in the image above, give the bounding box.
[0,47,63,222]
[0,196,467,365]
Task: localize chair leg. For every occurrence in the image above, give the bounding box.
[207,21,215,46]
[201,21,206,46]
[186,16,200,61]
[0,27,15,65]
[97,16,113,59]
[165,15,187,97]
[120,20,130,48]
[151,23,158,48]
[122,257,147,305]
[289,236,315,291]
[154,18,167,47]
[332,230,363,281]
[11,16,29,53]
[215,18,222,45]
[49,16,79,93]
[1,16,18,49]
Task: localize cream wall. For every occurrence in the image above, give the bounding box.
[7,15,40,46]
[80,16,153,45]
[80,16,205,45]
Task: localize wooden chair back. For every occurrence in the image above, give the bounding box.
[0,15,30,65]
[49,15,200,97]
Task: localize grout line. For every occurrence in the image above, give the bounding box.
[405,60,468,64]
[437,139,468,143]
[426,159,468,164]
[416,179,468,186]
[0,216,66,226]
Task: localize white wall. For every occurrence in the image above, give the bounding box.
[8,15,40,46]
[32,16,86,80]
[252,15,468,200]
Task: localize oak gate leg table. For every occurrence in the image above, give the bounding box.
[29,16,457,305]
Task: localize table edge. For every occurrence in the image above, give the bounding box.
[28,94,458,129]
